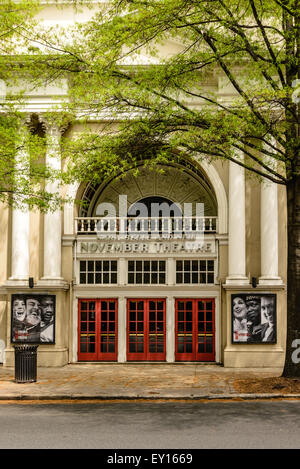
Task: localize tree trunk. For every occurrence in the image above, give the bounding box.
[282,175,300,377]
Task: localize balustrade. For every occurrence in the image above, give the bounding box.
[75,216,218,237]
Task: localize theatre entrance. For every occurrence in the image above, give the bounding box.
[175,299,215,361]
[78,299,118,361]
[127,299,166,361]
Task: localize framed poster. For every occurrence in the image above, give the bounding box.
[11,294,55,344]
[232,294,276,344]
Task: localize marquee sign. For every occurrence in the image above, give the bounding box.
[77,240,216,255]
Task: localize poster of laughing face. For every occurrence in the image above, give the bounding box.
[232,294,276,344]
[11,294,55,344]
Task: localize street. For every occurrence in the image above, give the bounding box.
[0,400,299,449]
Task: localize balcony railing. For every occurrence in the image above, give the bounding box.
[75,216,218,237]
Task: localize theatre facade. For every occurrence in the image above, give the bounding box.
[0,4,287,370]
[0,133,287,367]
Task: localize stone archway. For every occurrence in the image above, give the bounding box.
[64,158,228,235]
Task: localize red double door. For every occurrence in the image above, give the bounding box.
[175,299,215,362]
[78,298,215,362]
[127,299,166,361]
[78,299,118,361]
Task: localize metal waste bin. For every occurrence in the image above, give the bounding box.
[14,344,38,383]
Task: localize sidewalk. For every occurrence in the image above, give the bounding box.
[1,363,299,401]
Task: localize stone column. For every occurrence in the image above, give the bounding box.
[9,125,30,282]
[226,153,249,285]
[259,157,282,285]
[41,122,62,281]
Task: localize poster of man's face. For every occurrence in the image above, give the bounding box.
[11,294,55,344]
[232,294,276,344]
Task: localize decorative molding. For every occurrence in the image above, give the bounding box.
[222,283,286,291]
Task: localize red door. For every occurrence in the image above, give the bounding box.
[175,299,215,361]
[78,299,118,361]
[127,299,166,361]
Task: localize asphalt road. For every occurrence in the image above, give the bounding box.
[0,400,299,450]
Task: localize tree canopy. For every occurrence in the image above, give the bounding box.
[0,1,66,211]
[21,0,300,189]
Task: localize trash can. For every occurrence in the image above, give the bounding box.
[14,344,38,383]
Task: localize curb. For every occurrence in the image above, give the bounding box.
[0,393,300,401]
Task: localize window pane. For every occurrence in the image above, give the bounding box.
[80,273,86,284]
[159,273,165,284]
[176,272,183,283]
[108,342,115,353]
[103,273,109,283]
[137,310,143,321]
[149,311,156,321]
[184,272,190,283]
[178,311,184,322]
[111,273,117,283]
[144,272,150,283]
[129,311,136,322]
[192,273,198,283]
[136,272,143,284]
[186,310,192,322]
[200,273,206,283]
[102,310,107,321]
[95,273,101,284]
[88,343,95,353]
[80,341,87,353]
[128,273,134,284]
[207,273,214,283]
[151,272,158,284]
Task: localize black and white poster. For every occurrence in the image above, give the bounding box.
[232,294,276,343]
[11,294,55,344]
